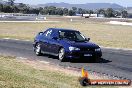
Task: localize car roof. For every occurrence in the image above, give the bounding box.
[49,28,78,32]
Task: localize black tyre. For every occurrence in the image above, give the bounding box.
[94,57,100,63]
[35,43,42,56]
[79,77,90,86]
[58,48,66,62]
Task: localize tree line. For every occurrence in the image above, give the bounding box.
[0,0,128,18]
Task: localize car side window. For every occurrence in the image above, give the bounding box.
[43,29,53,39]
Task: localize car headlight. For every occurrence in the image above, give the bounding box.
[95,48,101,51]
[69,46,80,51]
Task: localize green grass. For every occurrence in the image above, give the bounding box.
[0,56,117,88]
[0,56,80,88]
[0,21,132,48]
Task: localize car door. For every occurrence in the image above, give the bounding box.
[39,29,52,53]
[48,30,61,55]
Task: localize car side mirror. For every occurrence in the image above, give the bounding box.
[52,37,58,40]
[38,32,43,35]
[86,38,90,41]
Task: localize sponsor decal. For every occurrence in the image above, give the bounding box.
[79,68,131,86]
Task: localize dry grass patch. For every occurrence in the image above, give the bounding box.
[0,55,117,88]
[0,22,132,48]
[0,56,81,88]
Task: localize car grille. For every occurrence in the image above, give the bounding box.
[80,48,95,52]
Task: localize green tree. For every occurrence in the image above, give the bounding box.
[18,3,27,8]
[17,3,29,13]
[8,0,15,6]
[72,7,77,15]
[2,5,13,13]
[72,7,77,11]
[48,6,56,15]
[121,10,128,18]
[113,11,121,17]
[88,10,94,14]
[81,9,87,14]
[63,8,68,15]
[38,7,43,14]
[55,8,63,15]
[41,7,49,15]
[0,4,3,12]
[78,8,83,14]
[105,8,115,17]
[28,8,39,14]
[68,10,75,16]
[97,9,105,14]
[12,6,19,13]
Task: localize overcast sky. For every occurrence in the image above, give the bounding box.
[14,0,132,7]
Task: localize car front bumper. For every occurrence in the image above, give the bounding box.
[65,50,102,59]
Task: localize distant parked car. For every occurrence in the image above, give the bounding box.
[33,28,102,62]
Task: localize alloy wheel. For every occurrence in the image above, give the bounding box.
[59,48,65,61]
[35,43,41,56]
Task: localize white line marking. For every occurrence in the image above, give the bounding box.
[100,46,132,51]
[67,66,71,69]
[14,39,19,40]
[25,40,30,42]
[107,21,132,26]
[39,61,50,64]
[16,57,27,60]
[1,38,30,42]
[2,38,11,40]
[0,21,60,23]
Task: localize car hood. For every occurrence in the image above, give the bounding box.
[63,40,100,49]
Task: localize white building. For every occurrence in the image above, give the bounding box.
[82,14,105,18]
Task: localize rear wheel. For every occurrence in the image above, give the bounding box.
[58,48,66,62]
[35,43,42,56]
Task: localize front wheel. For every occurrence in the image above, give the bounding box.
[35,43,42,56]
[58,48,66,62]
[94,57,101,63]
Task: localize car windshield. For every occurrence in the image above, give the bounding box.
[59,30,86,42]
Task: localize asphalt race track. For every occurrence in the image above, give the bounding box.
[0,39,132,80]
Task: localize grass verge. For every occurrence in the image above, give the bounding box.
[0,55,117,88]
[0,56,81,88]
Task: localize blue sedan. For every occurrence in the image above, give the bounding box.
[33,28,102,62]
